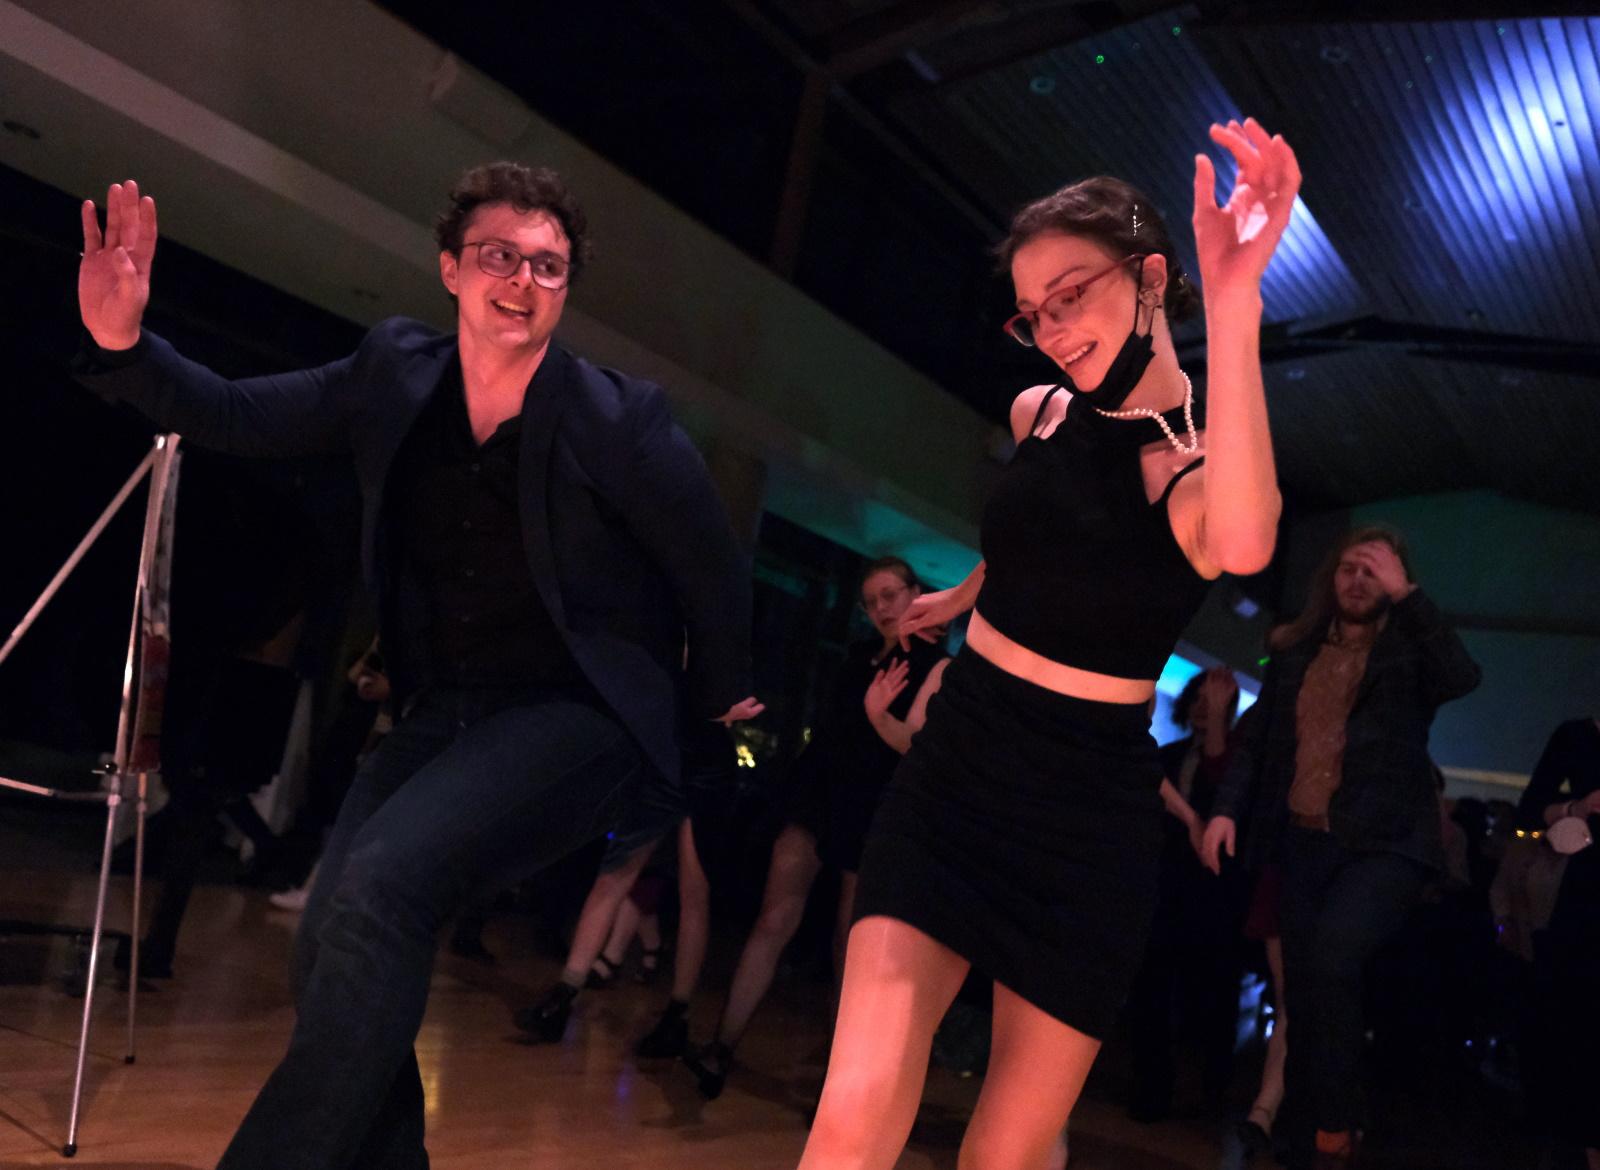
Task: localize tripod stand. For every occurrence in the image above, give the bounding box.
[0,433,181,1157]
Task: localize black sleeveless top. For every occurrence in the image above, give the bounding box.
[974,386,1213,680]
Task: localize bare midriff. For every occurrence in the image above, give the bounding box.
[966,610,1157,705]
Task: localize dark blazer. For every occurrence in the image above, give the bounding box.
[73,317,752,781]
[1211,588,1481,871]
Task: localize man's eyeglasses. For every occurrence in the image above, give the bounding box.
[1003,254,1145,347]
[459,241,571,290]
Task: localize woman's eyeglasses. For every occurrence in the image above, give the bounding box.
[1003,254,1144,347]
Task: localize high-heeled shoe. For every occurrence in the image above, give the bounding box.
[514,982,578,1043]
[683,1041,732,1100]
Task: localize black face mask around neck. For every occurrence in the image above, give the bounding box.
[1059,258,1158,413]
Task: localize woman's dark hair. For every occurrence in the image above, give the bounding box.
[434,161,592,280]
[859,555,921,593]
[996,176,1200,322]
[1268,525,1414,652]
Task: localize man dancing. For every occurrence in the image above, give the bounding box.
[73,163,760,1169]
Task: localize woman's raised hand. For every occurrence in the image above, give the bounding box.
[1192,118,1301,295]
[80,180,158,350]
[864,659,912,721]
[896,590,959,651]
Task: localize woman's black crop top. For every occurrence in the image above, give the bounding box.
[974,386,1214,680]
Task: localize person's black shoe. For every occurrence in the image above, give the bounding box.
[683,1041,732,1100]
[1235,1107,1274,1159]
[514,983,578,1043]
[636,1002,689,1059]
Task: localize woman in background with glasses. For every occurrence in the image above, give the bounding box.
[686,556,950,1098]
[796,119,1300,1170]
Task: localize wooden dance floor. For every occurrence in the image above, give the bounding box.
[0,869,1222,1170]
[0,867,1538,1169]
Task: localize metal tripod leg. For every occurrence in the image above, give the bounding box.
[64,774,123,1158]
[126,771,148,1064]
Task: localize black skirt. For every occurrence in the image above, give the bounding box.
[854,647,1165,1039]
[783,749,886,873]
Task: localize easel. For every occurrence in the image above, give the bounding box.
[0,433,181,1156]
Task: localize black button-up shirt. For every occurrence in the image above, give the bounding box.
[388,358,578,689]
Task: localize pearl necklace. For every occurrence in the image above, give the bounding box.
[1091,371,1200,456]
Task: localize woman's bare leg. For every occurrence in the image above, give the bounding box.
[1043,1128,1069,1170]
[515,839,659,1040]
[956,982,1100,1170]
[637,911,661,953]
[672,818,712,1003]
[797,915,971,1170]
[604,896,643,969]
[562,843,654,983]
[714,823,824,1048]
[1248,936,1287,1130]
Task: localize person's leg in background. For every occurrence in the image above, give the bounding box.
[1237,934,1288,1154]
[1289,838,1427,1168]
[626,871,671,983]
[604,888,645,977]
[685,822,823,1098]
[638,818,714,1058]
[512,837,659,1041]
[1278,830,1338,1170]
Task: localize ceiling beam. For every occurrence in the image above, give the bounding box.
[852,0,1177,94]
[1179,314,1600,379]
[721,0,1005,237]
[1205,0,1600,23]
[824,0,999,79]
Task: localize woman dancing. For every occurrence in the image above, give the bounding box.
[796,118,1298,1170]
[686,556,949,1097]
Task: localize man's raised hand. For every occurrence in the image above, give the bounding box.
[80,180,158,350]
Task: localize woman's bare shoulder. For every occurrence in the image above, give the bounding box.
[1009,383,1067,442]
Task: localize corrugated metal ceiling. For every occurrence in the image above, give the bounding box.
[859,5,1600,512]
[889,8,1369,328]
[1202,16,1600,342]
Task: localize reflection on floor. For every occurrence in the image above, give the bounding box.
[0,870,1539,1169]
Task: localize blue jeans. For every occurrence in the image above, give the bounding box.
[216,685,647,1170]
[1280,827,1427,1140]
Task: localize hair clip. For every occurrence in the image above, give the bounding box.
[1132,203,1143,237]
